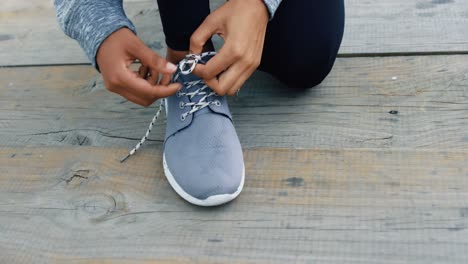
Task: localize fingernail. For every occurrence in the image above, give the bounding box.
[166,62,177,72]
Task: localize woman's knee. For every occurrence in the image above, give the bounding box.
[271,51,337,89]
[259,0,345,89]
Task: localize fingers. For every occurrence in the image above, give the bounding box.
[227,68,253,96]
[134,48,173,86]
[118,88,153,107]
[190,15,218,54]
[192,45,237,80]
[159,73,171,86]
[131,43,177,75]
[137,65,158,86]
[207,62,243,95]
[151,82,182,98]
[126,38,177,89]
[147,70,173,86]
[106,67,181,107]
[138,65,149,79]
[118,83,180,107]
[147,69,159,85]
[120,71,181,99]
[203,62,251,96]
[203,55,258,96]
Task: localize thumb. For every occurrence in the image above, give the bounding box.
[132,44,177,74]
[190,16,218,54]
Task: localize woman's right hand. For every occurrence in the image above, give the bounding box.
[96,28,181,107]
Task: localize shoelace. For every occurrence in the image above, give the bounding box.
[120,52,217,163]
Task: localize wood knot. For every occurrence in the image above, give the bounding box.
[70,192,127,223]
[63,168,96,188]
[66,169,90,184]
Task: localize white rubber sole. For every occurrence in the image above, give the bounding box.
[163,153,245,207]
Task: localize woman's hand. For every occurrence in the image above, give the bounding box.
[190,0,269,96]
[97,28,182,107]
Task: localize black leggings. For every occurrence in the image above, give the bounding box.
[157,0,345,88]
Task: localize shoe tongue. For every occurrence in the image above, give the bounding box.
[174,72,212,116]
[175,53,217,116]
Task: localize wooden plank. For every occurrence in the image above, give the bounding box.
[2,0,468,66]
[343,0,468,55]
[1,146,468,263]
[1,55,467,149]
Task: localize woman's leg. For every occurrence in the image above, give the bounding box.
[157,0,211,63]
[259,0,345,89]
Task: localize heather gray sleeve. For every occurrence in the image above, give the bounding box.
[54,0,136,70]
[262,0,282,19]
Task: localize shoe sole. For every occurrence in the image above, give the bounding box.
[163,153,245,207]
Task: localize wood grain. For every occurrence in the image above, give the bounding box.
[1,146,468,263]
[1,55,467,149]
[1,0,468,66]
[343,0,468,55]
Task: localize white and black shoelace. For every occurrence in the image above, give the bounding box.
[120,52,217,163]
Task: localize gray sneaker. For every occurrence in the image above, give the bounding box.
[121,52,245,206]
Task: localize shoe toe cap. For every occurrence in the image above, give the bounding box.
[163,153,244,205]
[193,168,244,199]
[163,114,244,205]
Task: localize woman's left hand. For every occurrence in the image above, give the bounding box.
[190,0,269,96]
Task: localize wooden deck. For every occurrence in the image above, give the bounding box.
[1,0,468,263]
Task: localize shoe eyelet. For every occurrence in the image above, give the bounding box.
[180,114,186,121]
[176,92,181,97]
[213,100,221,107]
[179,101,185,109]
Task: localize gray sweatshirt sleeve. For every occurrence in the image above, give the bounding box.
[54,0,136,70]
[263,0,283,19]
